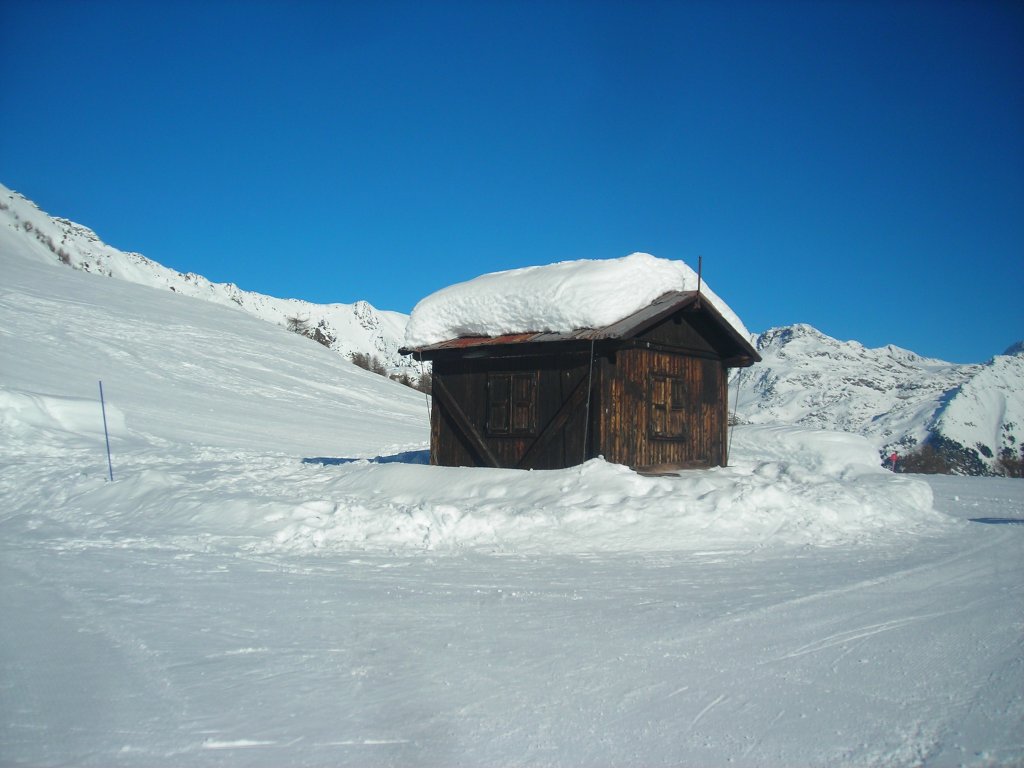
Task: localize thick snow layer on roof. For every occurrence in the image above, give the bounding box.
[404,252,750,347]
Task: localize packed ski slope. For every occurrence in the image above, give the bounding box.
[3,476,1022,766]
[2,220,1023,766]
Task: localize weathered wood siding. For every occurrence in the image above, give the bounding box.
[430,352,595,470]
[598,347,727,469]
[637,309,719,355]
[590,308,730,469]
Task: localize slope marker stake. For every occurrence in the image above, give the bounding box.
[99,380,114,481]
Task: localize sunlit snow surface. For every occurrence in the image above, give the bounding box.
[404,251,750,347]
[2,220,1022,766]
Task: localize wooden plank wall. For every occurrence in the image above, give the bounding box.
[430,352,593,469]
[599,348,727,468]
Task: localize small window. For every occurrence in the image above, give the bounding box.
[650,373,686,439]
[488,372,537,436]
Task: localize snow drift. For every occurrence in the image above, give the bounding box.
[257,427,944,554]
[29,426,945,555]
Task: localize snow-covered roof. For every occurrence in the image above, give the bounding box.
[403,252,750,349]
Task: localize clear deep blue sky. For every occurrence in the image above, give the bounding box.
[2,0,1021,363]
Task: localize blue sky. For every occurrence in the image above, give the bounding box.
[2,0,1021,363]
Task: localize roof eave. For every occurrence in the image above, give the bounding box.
[401,290,761,365]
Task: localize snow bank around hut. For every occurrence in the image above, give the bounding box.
[404,252,750,347]
[31,426,944,556]
[256,426,945,554]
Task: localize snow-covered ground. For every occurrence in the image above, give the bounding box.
[2,219,1022,766]
[2,468,1021,766]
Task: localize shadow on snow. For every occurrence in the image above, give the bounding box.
[969,517,1024,525]
[302,450,430,467]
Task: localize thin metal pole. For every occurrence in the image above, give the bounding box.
[419,357,431,423]
[99,380,114,481]
[581,339,596,465]
[728,369,743,466]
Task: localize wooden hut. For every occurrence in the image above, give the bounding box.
[401,289,760,472]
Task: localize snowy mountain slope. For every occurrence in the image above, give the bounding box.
[734,324,1023,473]
[931,348,1024,470]
[0,183,416,372]
[0,208,429,459]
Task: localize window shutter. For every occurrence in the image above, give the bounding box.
[651,375,668,436]
[488,375,511,434]
[650,373,686,439]
[511,374,536,433]
[487,372,537,436]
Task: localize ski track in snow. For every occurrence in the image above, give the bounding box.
[2,479,1021,766]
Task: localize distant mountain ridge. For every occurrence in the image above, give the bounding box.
[0,183,417,372]
[3,182,1019,474]
[735,324,1023,474]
